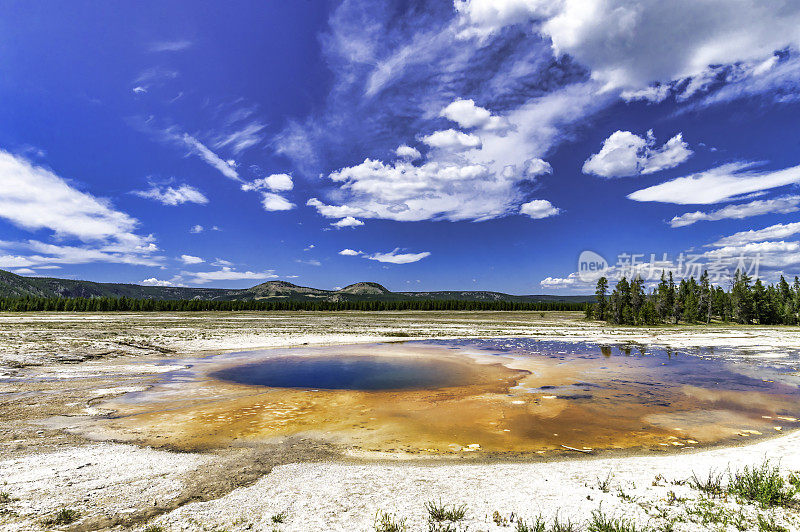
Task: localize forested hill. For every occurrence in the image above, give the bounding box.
[0,269,592,304]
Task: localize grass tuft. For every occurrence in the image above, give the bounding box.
[374,511,407,532]
[43,508,80,526]
[515,515,546,532]
[588,510,644,532]
[424,500,467,522]
[143,526,166,532]
[271,511,288,524]
[728,461,797,507]
[757,513,788,532]
[688,469,724,497]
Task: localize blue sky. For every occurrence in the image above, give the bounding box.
[2,0,800,294]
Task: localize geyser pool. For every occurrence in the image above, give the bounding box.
[211,354,487,390]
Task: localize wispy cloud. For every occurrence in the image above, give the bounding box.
[184,267,278,284]
[179,254,204,265]
[148,39,193,52]
[629,162,800,204]
[366,248,431,264]
[132,184,208,206]
[670,196,800,227]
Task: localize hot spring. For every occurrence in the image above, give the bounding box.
[94,338,800,457]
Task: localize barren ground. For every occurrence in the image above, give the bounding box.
[2,311,800,531]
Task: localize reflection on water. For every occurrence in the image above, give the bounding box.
[92,338,800,457]
[212,355,485,390]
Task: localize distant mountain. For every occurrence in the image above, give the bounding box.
[0,269,593,303]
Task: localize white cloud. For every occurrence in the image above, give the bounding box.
[213,122,266,154]
[396,144,421,160]
[241,173,294,192]
[171,131,241,181]
[132,184,208,206]
[185,267,278,284]
[456,0,800,93]
[519,199,560,219]
[260,193,295,211]
[525,158,553,177]
[296,259,322,266]
[332,216,364,228]
[141,277,175,287]
[180,254,204,265]
[540,273,580,289]
[583,130,692,178]
[339,248,363,256]
[0,150,160,268]
[670,196,800,228]
[421,129,482,151]
[711,222,800,248]
[700,240,800,270]
[629,162,800,204]
[132,86,147,94]
[211,258,234,267]
[10,268,36,275]
[440,99,510,131]
[190,224,204,233]
[0,240,162,268]
[148,39,193,52]
[307,80,606,223]
[366,248,431,264]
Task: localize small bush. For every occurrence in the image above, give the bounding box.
[424,500,467,522]
[728,461,797,507]
[0,492,10,504]
[271,511,288,524]
[374,511,407,532]
[43,508,79,526]
[550,514,580,532]
[143,526,166,532]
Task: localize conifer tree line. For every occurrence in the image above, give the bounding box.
[586,270,800,325]
[0,296,586,313]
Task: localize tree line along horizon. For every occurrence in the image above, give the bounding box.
[586,269,800,325]
[0,297,584,313]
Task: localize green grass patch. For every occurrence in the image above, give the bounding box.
[728,461,797,507]
[43,508,79,526]
[374,510,408,532]
[588,510,646,532]
[424,500,467,522]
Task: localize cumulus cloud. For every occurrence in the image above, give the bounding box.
[421,129,482,151]
[141,277,176,287]
[395,144,421,160]
[366,248,431,264]
[629,162,800,204]
[338,248,363,256]
[260,193,295,211]
[456,0,800,93]
[132,184,208,206]
[241,173,294,192]
[583,130,692,178]
[540,273,580,289]
[440,98,510,131]
[185,267,278,284]
[190,224,204,233]
[331,216,364,228]
[670,196,800,228]
[519,199,560,219]
[180,254,204,265]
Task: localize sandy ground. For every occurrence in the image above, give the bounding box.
[1,311,800,531]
